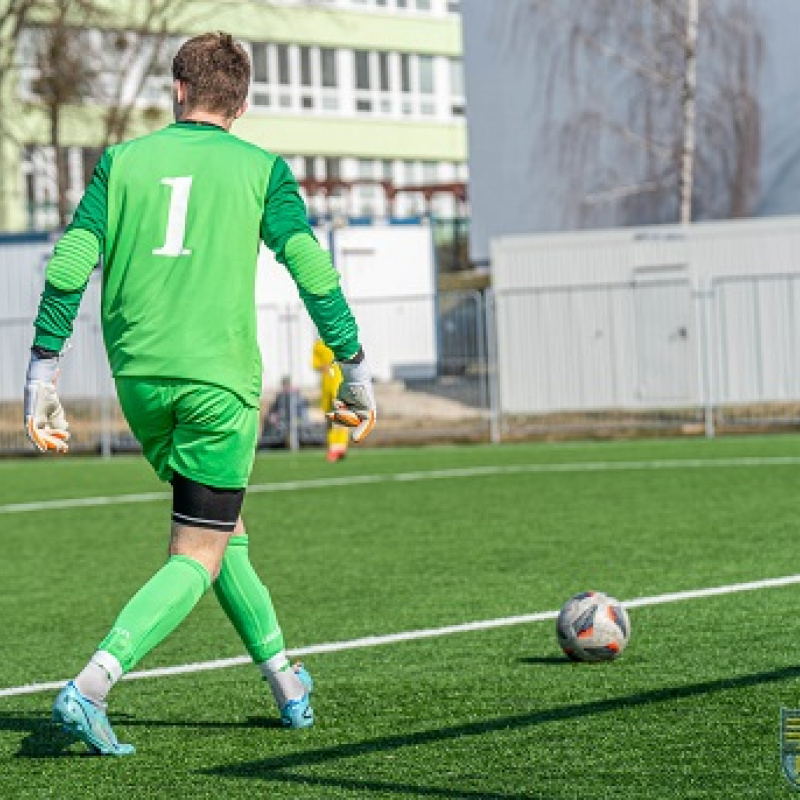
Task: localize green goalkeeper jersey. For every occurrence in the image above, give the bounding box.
[34,121,360,406]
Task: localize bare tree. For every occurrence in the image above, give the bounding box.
[511,0,763,228]
[0,0,49,228]
[16,0,192,225]
[26,1,107,225]
[3,0,323,229]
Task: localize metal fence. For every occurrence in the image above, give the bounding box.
[492,272,800,440]
[710,273,800,431]
[0,291,492,455]
[6,273,800,455]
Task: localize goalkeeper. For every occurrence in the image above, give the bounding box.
[24,32,375,756]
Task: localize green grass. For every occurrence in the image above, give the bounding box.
[1,436,800,798]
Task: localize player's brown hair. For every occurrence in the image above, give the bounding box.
[172,32,250,118]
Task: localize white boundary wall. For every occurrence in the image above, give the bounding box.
[0,224,436,401]
[491,216,800,415]
[256,224,437,389]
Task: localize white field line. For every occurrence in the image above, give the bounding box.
[2,572,800,699]
[3,456,800,516]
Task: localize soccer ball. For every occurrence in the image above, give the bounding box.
[556,591,630,662]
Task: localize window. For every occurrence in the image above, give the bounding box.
[449,58,464,96]
[353,50,394,114]
[82,147,103,188]
[378,52,390,92]
[354,159,380,216]
[17,26,178,109]
[449,57,465,116]
[325,157,342,181]
[418,55,434,94]
[22,145,101,231]
[355,50,371,90]
[300,46,313,86]
[277,44,290,85]
[321,48,337,87]
[357,159,374,179]
[400,54,412,93]
[304,157,317,181]
[287,155,344,217]
[249,42,339,113]
[252,43,269,83]
[394,52,442,117]
[246,42,452,120]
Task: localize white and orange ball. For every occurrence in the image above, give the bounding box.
[556,591,630,662]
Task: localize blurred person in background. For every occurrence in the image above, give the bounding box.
[313,339,349,462]
[262,374,309,447]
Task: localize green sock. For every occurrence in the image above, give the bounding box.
[98,555,211,673]
[213,534,286,664]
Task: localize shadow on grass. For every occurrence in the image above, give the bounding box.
[201,663,800,796]
[0,710,278,759]
[4,663,800,795]
[0,711,86,758]
[517,655,574,666]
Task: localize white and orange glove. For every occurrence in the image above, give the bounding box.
[327,352,376,443]
[24,349,70,453]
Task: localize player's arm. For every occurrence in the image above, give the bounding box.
[261,157,375,442]
[25,150,111,452]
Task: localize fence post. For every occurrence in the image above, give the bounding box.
[485,289,501,443]
[285,304,299,452]
[100,395,112,457]
[473,290,489,427]
[695,279,715,438]
[94,320,113,458]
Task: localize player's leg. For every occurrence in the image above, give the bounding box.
[322,370,348,462]
[213,517,313,728]
[53,477,240,755]
[327,423,349,462]
[92,476,241,678]
[172,382,313,725]
[52,379,244,755]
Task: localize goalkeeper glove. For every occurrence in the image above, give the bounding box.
[24,348,70,453]
[327,351,376,443]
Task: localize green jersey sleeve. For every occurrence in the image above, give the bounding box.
[261,157,360,361]
[32,150,110,351]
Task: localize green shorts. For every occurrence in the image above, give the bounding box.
[116,377,259,490]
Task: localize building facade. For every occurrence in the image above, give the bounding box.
[1,0,467,232]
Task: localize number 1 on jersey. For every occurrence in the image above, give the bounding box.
[153,177,193,257]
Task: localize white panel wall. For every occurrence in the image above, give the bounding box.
[0,223,437,402]
[256,223,437,388]
[492,217,800,414]
[0,237,113,402]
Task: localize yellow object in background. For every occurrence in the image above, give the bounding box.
[312,340,348,461]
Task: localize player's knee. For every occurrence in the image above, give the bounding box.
[171,471,245,534]
[169,524,230,581]
[169,472,244,579]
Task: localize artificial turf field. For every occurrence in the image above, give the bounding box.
[2,437,800,798]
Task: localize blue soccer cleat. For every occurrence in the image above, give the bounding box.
[52,682,135,756]
[280,664,314,729]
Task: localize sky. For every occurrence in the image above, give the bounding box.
[463,0,800,263]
